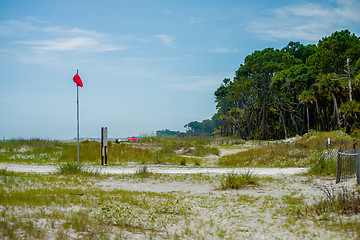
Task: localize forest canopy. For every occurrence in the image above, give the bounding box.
[185,30,360,140]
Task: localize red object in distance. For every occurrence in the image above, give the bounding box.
[128,136,139,142]
[73,73,83,87]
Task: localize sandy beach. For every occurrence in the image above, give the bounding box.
[1,162,358,239]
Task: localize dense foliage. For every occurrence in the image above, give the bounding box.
[187,30,360,140]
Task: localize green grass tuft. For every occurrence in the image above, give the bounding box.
[307,149,337,176]
[313,186,360,215]
[134,165,152,178]
[220,171,259,190]
[218,144,311,167]
[57,162,83,174]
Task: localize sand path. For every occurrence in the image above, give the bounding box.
[0,163,307,175]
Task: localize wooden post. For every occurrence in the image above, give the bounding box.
[101,127,108,165]
[101,127,104,165]
[336,149,341,184]
[353,139,356,150]
[356,150,360,185]
[104,143,107,165]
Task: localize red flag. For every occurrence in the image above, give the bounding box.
[73,73,83,87]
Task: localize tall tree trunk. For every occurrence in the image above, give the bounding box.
[246,111,252,138]
[221,119,224,136]
[315,99,320,131]
[261,98,267,140]
[291,114,299,135]
[306,102,310,132]
[230,113,246,139]
[261,79,268,140]
[347,58,353,101]
[279,110,287,139]
[331,93,341,130]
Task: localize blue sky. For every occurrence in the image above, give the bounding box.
[1,0,360,139]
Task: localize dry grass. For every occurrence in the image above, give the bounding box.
[313,186,360,215]
[0,138,218,166]
[1,168,360,239]
[218,143,312,167]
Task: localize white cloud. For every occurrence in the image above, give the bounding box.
[210,48,238,53]
[0,18,126,54]
[163,10,171,15]
[272,3,331,19]
[0,18,130,67]
[18,37,126,53]
[188,17,203,24]
[43,26,102,38]
[248,0,360,42]
[0,20,36,35]
[19,37,97,52]
[155,33,175,46]
[119,34,151,43]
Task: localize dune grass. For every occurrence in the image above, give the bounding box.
[297,130,355,150]
[219,171,259,190]
[0,131,357,169]
[1,131,360,239]
[0,168,193,239]
[218,131,357,168]
[1,165,359,238]
[306,149,338,176]
[218,143,312,167]
[0,137,218,165]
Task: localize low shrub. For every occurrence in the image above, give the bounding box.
[218,144,311,167]
[134,165,152,178]
[307,149,337,176]
[57,162,82,174]
[94,195,191,230]
[220,171,259,190]
[313,186,360,215]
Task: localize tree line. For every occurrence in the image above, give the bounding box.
[185,30,360,140]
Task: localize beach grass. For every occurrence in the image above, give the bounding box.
[1,165,359,239]
[218,143,313,168]
[0,137,218,165]
[219,171,259,190]
[0,169,193,239]
[0,131,359,239]
[0,131,356,170]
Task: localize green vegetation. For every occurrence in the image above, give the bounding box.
[313,186,360,215]
[134,165,153,178]
[218,130,357,169]
[219,171,259,189]
[277,185,360,236]
[218,143,312,167]
[185,30,360,140]
[0,137,219,165]
[2,28,360,240]
[0,130,356,176]
[0,166,359,238]
[297,130,354,149]
[141,136,220,157]
[0,169,192,239]
[95,195,191,230]
[57,162,83,174]
[307,150,338,176]
[56,162,101,177]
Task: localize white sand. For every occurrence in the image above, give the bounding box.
[1,162,358,239]
[0,162,307,175]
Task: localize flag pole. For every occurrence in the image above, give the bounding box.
[76,69,80,165]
